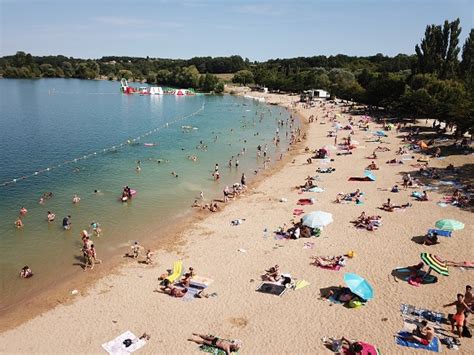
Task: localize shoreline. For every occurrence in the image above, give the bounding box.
[1,92,471,354]
[0,92,305,333]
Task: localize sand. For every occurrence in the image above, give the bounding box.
[0,93,472,354]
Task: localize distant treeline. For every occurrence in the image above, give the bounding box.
[1,18,472,133]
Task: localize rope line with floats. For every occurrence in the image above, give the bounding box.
[0,102,205,188]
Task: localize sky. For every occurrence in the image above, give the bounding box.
[0,0,472,60]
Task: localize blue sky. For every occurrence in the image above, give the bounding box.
[0,0,472,60]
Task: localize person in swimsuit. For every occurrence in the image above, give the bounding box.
[444,293,473,338]
[399,320,434,345]
[19,266,33,278]
[19,207,28,215]
[15,216,24,228]
[188,333,242,355]
[47,211,55,222]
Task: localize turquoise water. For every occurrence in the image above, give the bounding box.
[0,79,295,311]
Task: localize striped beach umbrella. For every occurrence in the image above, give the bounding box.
[435,219,464,231]
[420,253,449,276]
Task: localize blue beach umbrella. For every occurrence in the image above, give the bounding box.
[375,130,386,136]
[364,170,376,181]
[344,273,374,301]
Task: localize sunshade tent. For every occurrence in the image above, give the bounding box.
[343,273,374,301]
[375,130,386,136]
[435,219,464,231]
[420,253,449,276]
[301,211,333,228]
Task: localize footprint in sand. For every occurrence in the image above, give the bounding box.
[228,317,248,328]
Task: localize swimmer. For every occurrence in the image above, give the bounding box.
[72,194,81,204]
[15,216,24,228]
[90,221,102,237]
[47,211,56,222]
[62,215,72,230]
[136,165,141,172]
[200,191,204,200]
[19,207,28,215]
[20,266,33,278]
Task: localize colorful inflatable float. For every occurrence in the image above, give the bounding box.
[120,79,195,96]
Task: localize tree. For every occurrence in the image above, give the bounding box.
[232,70,254,85]
[415,18,461,79]
[214,82,225,94]
[117,69,133,80]
[460,29,474,88]
[199,73,219,92]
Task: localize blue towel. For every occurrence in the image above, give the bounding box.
[396,332,439,352]
[183,285,206,301]
[427,229,452,237]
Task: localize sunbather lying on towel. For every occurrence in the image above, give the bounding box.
[398,320,435,346]
[188,333,242,354]
[380,198,412,212]
[375,146,391,152]
[323,337,364,354]
[386,158,403,164]
[262,265,281,282]
[312,255,346,268]
[159,285,188,298]
[317,167,335,173]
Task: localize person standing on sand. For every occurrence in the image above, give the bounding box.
[444,293,473,339]
[132,241,140,259]
[241,173,246,186]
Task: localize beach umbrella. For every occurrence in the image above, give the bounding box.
[435,219,464,231]
[364,170,376,181]
[301,211,333,228]
[375,130,386,136]
[343,273,374,301]
[420,253,449,276]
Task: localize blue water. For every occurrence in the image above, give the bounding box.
[0,79,295,311]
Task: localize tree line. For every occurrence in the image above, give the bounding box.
[0,19,472,132]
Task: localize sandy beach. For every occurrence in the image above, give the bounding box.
[1,93,472,354]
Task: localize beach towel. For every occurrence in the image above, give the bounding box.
[297,199,314,205]
[190,276,214,288]
[427,229,452,237]
[101,331,146,355]
[342,342,380,355]
[396,332,440,352]
[199,341,239,355]
[165,260,183,283]
[256,282,287,296]
[307,187,324,193]
[348,177,372,182]
[183,285,204,301]
[293,208,304,216]
[318,264,342,271]
[294,279,310,290]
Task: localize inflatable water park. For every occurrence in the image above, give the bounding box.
[120,79,196,96]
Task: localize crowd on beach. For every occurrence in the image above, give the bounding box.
[8,95,473,354]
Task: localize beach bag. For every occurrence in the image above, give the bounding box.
[462,325,472,338]
[348,299,363,308]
